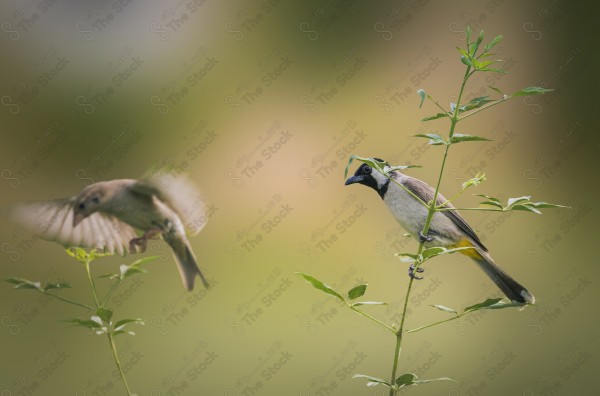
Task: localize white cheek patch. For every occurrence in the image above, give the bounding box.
[372,166,391,188]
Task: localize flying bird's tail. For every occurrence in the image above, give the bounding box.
[165,235,209,291]
[470,249,535,304]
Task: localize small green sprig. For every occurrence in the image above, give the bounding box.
[5,247,157,396]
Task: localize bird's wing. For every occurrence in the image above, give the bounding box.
[402,176,487,251]
[132,170,208,235]
[9,199,138,255]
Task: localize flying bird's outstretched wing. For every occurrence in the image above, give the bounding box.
[9,198,137,255]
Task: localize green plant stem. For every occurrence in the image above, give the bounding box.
[43,292,94,310]
[348,305,396,333]
[83,259,101,308]
[387,68,472,395]
[101,279,122,306]
[388,276,415,395]
[107,332,134,396]
[437,207,503,212]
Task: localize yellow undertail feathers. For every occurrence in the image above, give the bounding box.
[450,238,484,260]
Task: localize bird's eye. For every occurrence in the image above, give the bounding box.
[363,166,372,174]
[78,203,85,210]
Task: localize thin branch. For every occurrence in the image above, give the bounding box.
[348,305,396,334]
[43,292,94,310]
[458,97,509,121]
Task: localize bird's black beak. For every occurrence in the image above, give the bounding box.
[72,212,85,227]
[345,175,365,186]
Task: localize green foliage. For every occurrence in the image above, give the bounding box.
[100,256,158,280]
[396,246,475,265]
[296,273,387,310]
[348,284,367,300]
[476,194,568,214]
[6,248,156,395]
[353,373,455,391]
[461,173,486,190]
[512,86,553,96]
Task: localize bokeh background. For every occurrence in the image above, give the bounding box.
[0,1,597,395]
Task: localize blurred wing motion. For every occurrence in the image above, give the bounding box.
[135,169,208,235]
[9,199,137,255]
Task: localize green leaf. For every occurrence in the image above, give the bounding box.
[44,282,72,291]
[512,86,553,97]
[344,155,388,179]
[101,256,158,280]
[64,317,102,329]
[488,85,504,96]
[479,68,507,74]
[421,247,446,260]
[5,277,43,291]
[528,201,569,209]
[465,25,472,45]
[414,133,446,146]
[484,35,503,52]
[423,246,474,260]
[352,301,387,307]
[396,252,420,263]
[459,96,494,112]
[430,304,458,314]
[413,377,456,386]
[484,301,529,310]
[461,173,486,190]
[114,318,145,329]
[465,297,528,312]
[417,89,426,108]
[422,113,450,121]
[66,247,110,263]
[296,273,345,302]
[479,201,503,209]
[347,284,367,300]
[464,297,504,312]
[387,164,421,172]
[449,134,492,144]
[461,55,473,67]
[511,204,542,214]
[395,373,455,389]
[353,374,392,388]
[96,308,113,323]
[476,194,500,203]
[395,373,418,387]
[507,196,531,207]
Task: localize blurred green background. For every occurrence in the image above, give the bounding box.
[0,0,597,395]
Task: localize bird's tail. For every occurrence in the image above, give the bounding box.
[166,237,209,291]
[471,250,535,304]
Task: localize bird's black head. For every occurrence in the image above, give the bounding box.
[344,158,389,198]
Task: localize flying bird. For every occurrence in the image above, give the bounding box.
[345,159,534,304]
[8,170,209,291]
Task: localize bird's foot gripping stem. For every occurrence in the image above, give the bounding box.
[408,264,424,280]
[129,227,162,253]
[418,231,434,243]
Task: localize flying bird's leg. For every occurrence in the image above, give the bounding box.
[408,264,424,280]
[129,227,162,253]
[418,231,434,243]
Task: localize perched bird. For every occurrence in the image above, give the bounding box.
[345,159,534,304]
[8,170,209,291]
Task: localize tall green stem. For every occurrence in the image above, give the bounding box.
[108,333,134,396]
[84,259,101,307]
[84,256,134,395]
[386,68,471,395]
[388,277,415,395]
